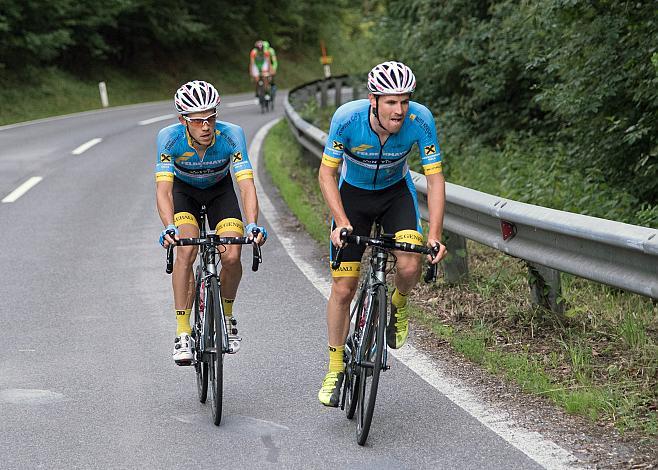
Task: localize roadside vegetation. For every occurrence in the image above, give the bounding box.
[0,1,377,126]
[263,119,658,442]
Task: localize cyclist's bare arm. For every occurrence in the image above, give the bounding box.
[425,171,447,263]
[156,180,177,246]
[237,178,264,244]
[318,163,351,246]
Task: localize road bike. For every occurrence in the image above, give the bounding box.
[256,74,272,113]
[333,223,438,445]
[165,206,262,425]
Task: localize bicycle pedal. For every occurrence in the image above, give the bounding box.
[175,359,193,367]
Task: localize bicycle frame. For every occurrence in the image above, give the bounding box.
[350,234,390,372]
[195,212,228,359]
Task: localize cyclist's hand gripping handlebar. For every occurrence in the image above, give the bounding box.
[331,228,350,270]
[423,243,441,283]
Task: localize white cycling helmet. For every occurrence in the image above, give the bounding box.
[174,80,220,115]
[367,61,416,95]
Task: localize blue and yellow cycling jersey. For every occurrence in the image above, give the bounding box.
[155,121,253,189]
[321,99,442,190]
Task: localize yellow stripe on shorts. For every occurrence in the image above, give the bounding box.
[330,261,361,277]
[215,218,244,235]
[174,212,198,228]
[395,230,424,245]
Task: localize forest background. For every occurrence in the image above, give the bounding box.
[1,0,656,224]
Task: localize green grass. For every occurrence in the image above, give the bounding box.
[0,51,334,127]
[263,120,330,244]
[263,120,658,439]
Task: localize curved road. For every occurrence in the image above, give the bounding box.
[0,94,577,469]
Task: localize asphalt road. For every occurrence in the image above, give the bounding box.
[0,93,577,469]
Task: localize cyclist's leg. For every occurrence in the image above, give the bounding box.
[172,179,202,362]
[206,177,244,352]
[320,182,371,407]
[251,64,260,96]
[380,176,424,349]
[206,177,244,301]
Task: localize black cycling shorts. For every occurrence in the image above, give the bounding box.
[173,176,244,235]
[329,176,423,278]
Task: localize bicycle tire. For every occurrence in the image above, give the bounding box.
[207,276,224,426]
[345,282,369,420]
[356,283,387,445]
[194,267,208,403]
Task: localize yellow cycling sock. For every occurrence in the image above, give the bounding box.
[328,344,345,373]
[222,298,234,318]
[392,288,409,308]
[176,308,192,336]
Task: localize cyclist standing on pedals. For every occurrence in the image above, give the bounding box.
[156,80,267,365]
[317,61,448,406]
[249,40,272,98]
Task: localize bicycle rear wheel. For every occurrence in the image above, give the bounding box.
[356,284,387,445]
[194,267,208,403]
[206,276,224,426]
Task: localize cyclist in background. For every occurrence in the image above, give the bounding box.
[317,61,448,406]
[249,40,272,97]
[262,40,278,94]
[156,80,267,365]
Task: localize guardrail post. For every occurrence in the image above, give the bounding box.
[319,80,328,108]
[334,77,342,107]
[527,262,564,315]
[352,79,360,101]
[443,231,469,283]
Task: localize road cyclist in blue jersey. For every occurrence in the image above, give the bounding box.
[317,61,448,406]
[156,80,267,365]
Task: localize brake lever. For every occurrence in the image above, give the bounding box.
[330,228,349,270]
[423,244,440,283]
[251,228,262,272]
[165,229,177,274]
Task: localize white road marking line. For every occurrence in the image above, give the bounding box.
[249,119,580,470]
[138,114,176,125]
[72,138,102,155]
[2,176,43,203]
[226,99,259,108]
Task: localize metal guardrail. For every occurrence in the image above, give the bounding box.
[284,77,658,307]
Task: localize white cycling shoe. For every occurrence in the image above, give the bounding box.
[225,315,241,354]
[227,335,242,354]
[173,333,194,365]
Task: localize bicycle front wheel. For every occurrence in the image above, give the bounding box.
[206,276,224,426]
[194,267,208,403]
[345,282,369,420]
[356,284,387,446]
